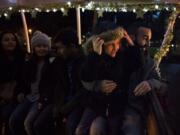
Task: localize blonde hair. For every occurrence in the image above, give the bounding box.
[83,27,125,55]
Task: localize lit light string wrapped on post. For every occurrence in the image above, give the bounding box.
[154,11,179,68]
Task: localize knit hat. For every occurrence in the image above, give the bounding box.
[31,31,51,48]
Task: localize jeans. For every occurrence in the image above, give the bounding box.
[33,105,54,135]
[9,98,34,135]
[122,107,144,135]
[0,101,16,135]
[76,108,123,135]
[90,116,123,135]
[66,107,83,135]
[76,108,97,135]
[24,103,39,135]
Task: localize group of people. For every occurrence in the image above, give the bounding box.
[0,21,168,135]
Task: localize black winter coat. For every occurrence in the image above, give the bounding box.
[17,56,66,105]
[81,52,130,117]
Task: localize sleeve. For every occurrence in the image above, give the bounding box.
[147,61,168,94]
[39,57,67,105]
[80,52,103,82]
[14,61,30,96]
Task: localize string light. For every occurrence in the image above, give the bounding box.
[155,5,159,9]
[60,8,65,12]
[53,8,57,12]
[96,7,100,11]
[173,7,177,11]
[4,13,8,17]
[0,3,178,18]
[28,29,32,34]
[35,8,39,11]
[86,1,94,10]
[46,9,50,13]
[114,9,117,12]
[82,7,85,12]
[143,8,148,12]
[122,8,127,12]
[165,7,169,11]
[67,1,72,7]
[8,7,13,11]
[21,9,26,13]
[35,8,41,12]
[105,7,108,12]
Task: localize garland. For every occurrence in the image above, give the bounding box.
[154,11,179,67]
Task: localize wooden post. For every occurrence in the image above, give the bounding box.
[21,11,31,53]
[92,10,98,33]
[76,6,82,45]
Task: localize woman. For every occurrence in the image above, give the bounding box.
[0,31,25,135]
[76,27,134,135]
[9,31,63,135]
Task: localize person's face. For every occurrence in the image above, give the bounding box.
[104,38,120,58]
[1,33,17,51]
[34,44,49,57]
[55,41,78,59]
[55,42,65,55]
[136,27,152,47]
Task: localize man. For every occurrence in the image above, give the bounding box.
[53,28,86,135]
[122,24,167,135]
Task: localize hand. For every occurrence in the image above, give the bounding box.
[123,31,134,46]
[99,80,117,94]
[92,37,104,55]
[133,81,151,96]
[62,117,67,123]
[17,93,24,103]
[38,102,43,110]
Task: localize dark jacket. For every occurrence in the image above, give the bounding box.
[81,52,130,117]
[124,45,161,119]
[53,50,87,117]
[17,56,65,105]
[0,53,25,101]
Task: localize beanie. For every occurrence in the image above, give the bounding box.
[31,31,51,48]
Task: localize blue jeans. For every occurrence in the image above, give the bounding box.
[0,101,16,135]
[24,103,39,135]
[33,105,54,135]
[66,107,83,135]
[90,116,123,135]
[76,108,123,135]
[76,108,97,135]
[9,98,34,135]
[122,107,144,135]
[0,101,16,123]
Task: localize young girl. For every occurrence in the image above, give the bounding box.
[9,31,61,135]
